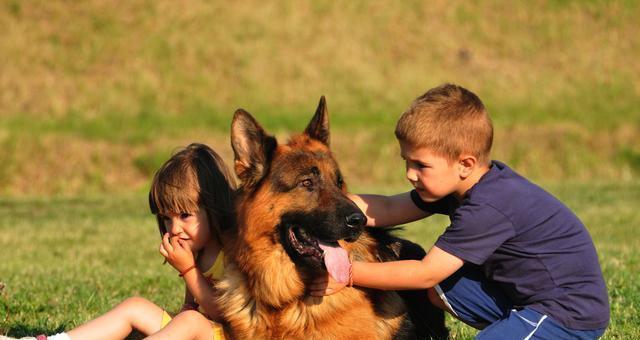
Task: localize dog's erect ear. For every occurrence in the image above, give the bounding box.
[304,96,330,146]
[231,109,277,188]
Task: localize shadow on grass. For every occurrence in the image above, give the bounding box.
[3,324,65,338]
[3,326,144,339]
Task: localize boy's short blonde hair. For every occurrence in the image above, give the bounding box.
[395,83,493,165]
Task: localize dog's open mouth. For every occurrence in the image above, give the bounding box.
[287,226,351,283]
[288,226,323,258]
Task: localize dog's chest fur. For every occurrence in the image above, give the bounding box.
[216,264,405,340]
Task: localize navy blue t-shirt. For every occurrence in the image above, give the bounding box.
[411,161,609,330]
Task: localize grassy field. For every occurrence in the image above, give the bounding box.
[1,181,639,339]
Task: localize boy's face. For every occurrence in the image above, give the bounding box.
[400,141,463,202]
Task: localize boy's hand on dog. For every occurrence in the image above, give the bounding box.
[159,233,195,273]
[309,273,347,296]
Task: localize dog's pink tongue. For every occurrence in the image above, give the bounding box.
[319,243,350,283]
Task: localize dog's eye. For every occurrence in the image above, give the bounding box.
[337,176,344,189]
[300,178,313,190]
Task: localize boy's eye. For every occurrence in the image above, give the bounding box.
[180,213,192,219]
[411,160,429,169]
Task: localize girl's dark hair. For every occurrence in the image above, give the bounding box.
[148,143,237,241]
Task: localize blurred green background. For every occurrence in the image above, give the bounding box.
[0,0,638,196]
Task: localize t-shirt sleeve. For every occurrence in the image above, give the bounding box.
[410,190,456,215]
[435,202,515,265]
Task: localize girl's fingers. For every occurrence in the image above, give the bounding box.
[162,233,173,252]
[177,238,191,252]
[159,243,169,258]
[171,236,188,254]
[170,234,181,249]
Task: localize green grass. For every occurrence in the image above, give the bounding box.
[0,2,638,337]
[0,195,180,337]
[1,181,639,339]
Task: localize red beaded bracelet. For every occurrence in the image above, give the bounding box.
[179,264,197,277]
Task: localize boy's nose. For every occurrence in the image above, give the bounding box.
[406,168,418,182]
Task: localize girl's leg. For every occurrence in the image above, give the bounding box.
[66,296,165,340]
[145,310,216,340]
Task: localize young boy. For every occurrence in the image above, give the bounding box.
[311,84,610,339]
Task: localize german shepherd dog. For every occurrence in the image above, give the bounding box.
[216,97,447,339]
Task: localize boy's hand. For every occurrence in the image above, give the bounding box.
[159,233,195,273]
[308,273,348,296]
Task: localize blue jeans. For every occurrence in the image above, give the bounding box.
[435,264,607,339]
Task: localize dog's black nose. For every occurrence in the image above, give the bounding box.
[346,212,367,228]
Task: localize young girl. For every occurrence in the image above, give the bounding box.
[17,143,236,340]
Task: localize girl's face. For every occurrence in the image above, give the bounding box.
[159,208,212,252]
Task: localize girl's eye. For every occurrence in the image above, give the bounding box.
[180,213,192,219]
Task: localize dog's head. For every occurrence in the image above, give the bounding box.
[231,97,366,283]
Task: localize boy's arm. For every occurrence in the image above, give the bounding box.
[348,191,430,227]
[309,246,463,295]
[351,246,463,290]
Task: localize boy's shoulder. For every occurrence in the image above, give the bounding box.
[466,161,577,227]
[470,161,548,202]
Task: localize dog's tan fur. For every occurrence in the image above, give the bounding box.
[216,99,410,339]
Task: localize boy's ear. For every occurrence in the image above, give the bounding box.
[458,155,477,178]
[231,109,277,188]
[304,96,330,146]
